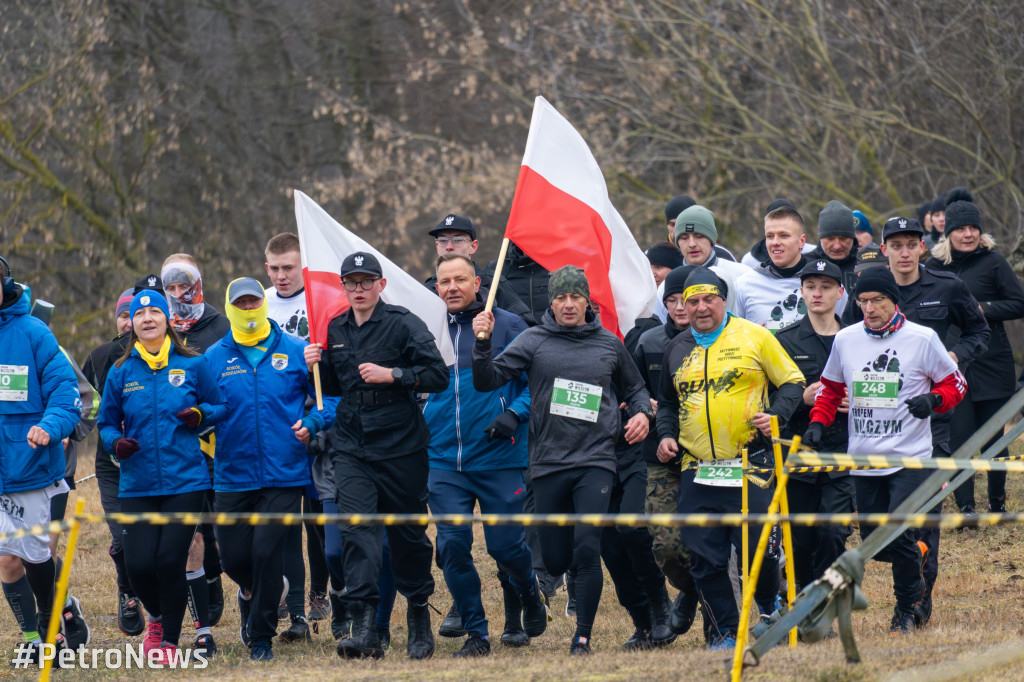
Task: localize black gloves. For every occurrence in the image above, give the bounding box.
[484,410,520,442]
[905,393,941,419]
[802,422,824,450]
[307,430,329,456]
[113,437,140,461]
[176,406,205,428]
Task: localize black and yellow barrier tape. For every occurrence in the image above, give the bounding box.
[0,520,72,544]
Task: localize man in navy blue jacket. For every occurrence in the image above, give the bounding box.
[0,259,81,663]
[205,277,335,662]
[423,254,547,658]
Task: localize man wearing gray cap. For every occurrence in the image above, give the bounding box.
[807,200,859,292]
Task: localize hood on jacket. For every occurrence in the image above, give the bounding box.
[809,245,857,270]
[0,283,30,318]
[539,306,602,337]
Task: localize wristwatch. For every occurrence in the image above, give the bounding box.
[391,367,404,383]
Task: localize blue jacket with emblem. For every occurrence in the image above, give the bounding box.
[98,342,228,497]
[205,323,335,491]
[424,301,530,471]
[0,284,81,494]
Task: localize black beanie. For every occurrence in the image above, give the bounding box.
[645,243,684,270]
[854,267,899,305]
[665,195,696,222]
[682,266,728,301]
[944,186,982,233]
[765,198,795,215]
[929,195,946,214]
[917,200,931,225]
[662,265,698,302]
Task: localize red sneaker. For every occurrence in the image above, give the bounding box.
[142,620,163,655]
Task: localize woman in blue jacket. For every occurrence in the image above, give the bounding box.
[98,290,227,663]
[204,278,330,661]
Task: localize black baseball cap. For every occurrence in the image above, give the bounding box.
[339,252,383,278]
[798,259,843,284]
[428,214,477,240]
[881,216,924,241]
[855,246,887,273]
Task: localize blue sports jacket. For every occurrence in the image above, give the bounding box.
[98,344,227,497]
[205,323,335,491]
[0,285,81,494]
[424,303,529,471]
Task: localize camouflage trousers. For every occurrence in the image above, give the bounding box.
[645,460,695,594]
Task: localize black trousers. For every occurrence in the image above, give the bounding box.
[531,466,614,638]
[854,468,928,612]
[333,449,434,606]
[601,463,665,616]
[677,469,773,639]
[949,394,1011,510]
[787,474,855,591]
[121,490,206,646]
[214,486,302,643]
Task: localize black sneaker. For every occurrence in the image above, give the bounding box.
[308,590,330,621]
[889,608,916,635]
[622,628,651,651]
[238,589,253,647]
[564,573,577,618]
[452,635,491,658]
[117,592,145,637]
[279,614,312,643]
[250,639,273,661]
[193,633,217,658]
[521,578,549,638]
[569,634,591,655]
[438,603,466,638]
[61,595,90,650]
[207,575,224,627]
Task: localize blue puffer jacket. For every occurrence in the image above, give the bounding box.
[424,302,529,471]
[205,323,334,491]
[98,342,227,497]
[0,285,81,494]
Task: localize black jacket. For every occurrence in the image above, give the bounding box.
[484,245,550,326]
[774,315,849,480]
[632,319,686,464]
[179,305,231,353]
[424,261,532,322]
[83,333,131,471]
[611,315,663,473]
[926,248,1024,400]
[808,245,858,293]
[318,300,449,460]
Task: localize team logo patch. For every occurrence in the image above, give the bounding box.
[168,369,186,387]
[147,276,157,287]
[684,223,695,232]
[898,218,908,230]
[816,261,826,271]
[271,353,288,370]
[354,255,364,267]
[140,295,151,306]
[445,215,455,225]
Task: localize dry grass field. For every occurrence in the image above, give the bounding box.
[4,437,1024,681]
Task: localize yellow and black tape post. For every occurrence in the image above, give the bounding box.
[58,510,1024,530]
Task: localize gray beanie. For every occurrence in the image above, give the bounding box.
[673,205,718,245]
[817,200,855,240]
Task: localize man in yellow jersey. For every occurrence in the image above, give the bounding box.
[655,268,804,650]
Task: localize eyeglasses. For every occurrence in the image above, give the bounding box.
[855,296,887,308]
[435,236,472,246]
[342,278,380,291]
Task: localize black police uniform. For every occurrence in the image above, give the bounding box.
[319,298,448,611]
[775,314,855,590]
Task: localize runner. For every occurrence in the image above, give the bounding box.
[472,265,654,655]
[803,267,966,633]
[655,267,805,649]
[424,253,547,657]
[303,251,449,660]
[206,277,332,661]
[0,258,82,664]
[97,289,228,663]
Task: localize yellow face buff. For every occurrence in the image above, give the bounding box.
[225,292,271,347]
[683,283,722,302]
[135,335,171,371]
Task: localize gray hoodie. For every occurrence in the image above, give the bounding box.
[472,308,651,479]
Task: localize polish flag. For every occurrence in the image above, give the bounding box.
[505,96,656,338]
[294,190,456,365]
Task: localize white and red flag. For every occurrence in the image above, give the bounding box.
[294,190,456,364]
[505,96,656,338]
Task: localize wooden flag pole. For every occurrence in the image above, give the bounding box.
[313,362,324,411]
[478,237,511,340]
